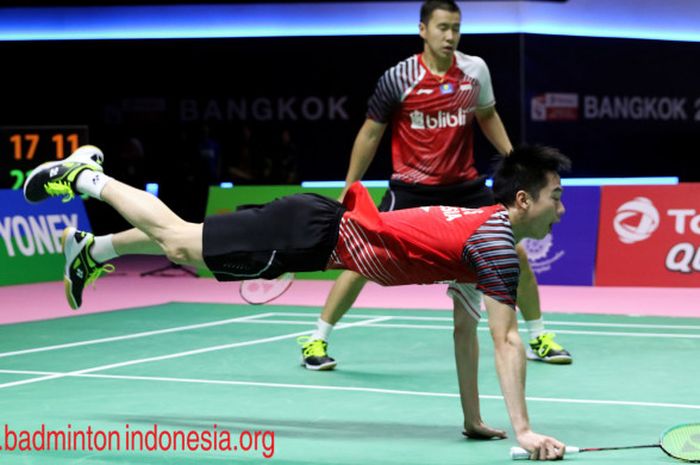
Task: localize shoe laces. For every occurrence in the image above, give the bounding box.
[531,332,563,356]
[44,180,75,203]
[297,336,327,358]
[85,263,115,288]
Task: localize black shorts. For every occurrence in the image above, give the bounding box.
[202,193,345,282]
[378,177,495,212]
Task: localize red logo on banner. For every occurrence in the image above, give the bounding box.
[596,184,700,287]
[530,93,579,121]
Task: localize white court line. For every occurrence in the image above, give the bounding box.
[0,312,276,359]
[369,323,700,339]
[1,368,698,411]
[240,319,453,331]
[531,328,700,339]
[0,316,393,390]
[275,312,700,330]
[236,318,700,339]
[2,311,697,366]
[0,312,394,361]
[526,321,700,330]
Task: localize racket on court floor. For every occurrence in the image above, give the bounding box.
[239,273,295,305]
[511,423,700,462]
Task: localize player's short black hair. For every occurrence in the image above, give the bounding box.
[420,0,461,24]
[492,145,571,207]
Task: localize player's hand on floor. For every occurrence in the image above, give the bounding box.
[462,420,507,440]
[516,430,565,460]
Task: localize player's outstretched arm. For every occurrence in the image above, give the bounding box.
[484,296,565,460]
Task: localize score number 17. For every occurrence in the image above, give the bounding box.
[10,132,80,160]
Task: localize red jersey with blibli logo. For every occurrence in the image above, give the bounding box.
[366,52,496,185]
[328,183,519,306]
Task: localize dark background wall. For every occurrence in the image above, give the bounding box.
[1,33,697,232]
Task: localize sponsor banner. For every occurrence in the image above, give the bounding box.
[0,190,92,286]
[524,35,700,180]
[596,184,700,286]
[520,186,600,285]
[203,185,386,280]
[530,92,692,123]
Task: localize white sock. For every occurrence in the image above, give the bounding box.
[524,317,546,340]
[75,170,112,200]
[90,234,118,263]
[310,318,334,341]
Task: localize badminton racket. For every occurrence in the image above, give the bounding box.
[239,272,295,305]
[510,423,700,462]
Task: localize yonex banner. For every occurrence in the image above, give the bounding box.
[596,184,700,286]
[520,186,600,285]
[0,190,92,286]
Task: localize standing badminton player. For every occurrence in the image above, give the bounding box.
[23,144,568,459]
[298,0,571,376]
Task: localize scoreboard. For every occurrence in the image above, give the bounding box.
[0,126,89,190]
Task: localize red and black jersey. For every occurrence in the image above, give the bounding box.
[329,183,519,306]
[367,52,496,185]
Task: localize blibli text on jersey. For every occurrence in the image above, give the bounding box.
[410,108,473,129]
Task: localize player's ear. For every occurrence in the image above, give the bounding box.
[515,190,530,210]
[419,21,427,39]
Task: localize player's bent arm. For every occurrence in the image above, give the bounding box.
[484,296,565,460]
[475,106,513,156]
[340,118,387,201]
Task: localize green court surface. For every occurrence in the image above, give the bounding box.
[0,303,698,464]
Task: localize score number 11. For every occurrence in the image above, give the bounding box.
[10,133,80,160]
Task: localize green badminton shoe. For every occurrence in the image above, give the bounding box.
[23,145,104,204]
[297,336,337,371]
[526,332,572,364]
[61,227,114,310]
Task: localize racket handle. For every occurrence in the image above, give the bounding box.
[510,446,580,460]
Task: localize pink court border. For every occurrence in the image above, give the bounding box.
[1,256,698,325]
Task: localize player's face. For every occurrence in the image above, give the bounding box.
[525,172,565,239]
[419,9,461,62]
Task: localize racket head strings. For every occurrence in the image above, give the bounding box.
[240,272,295,304]
[660,423,700,463]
